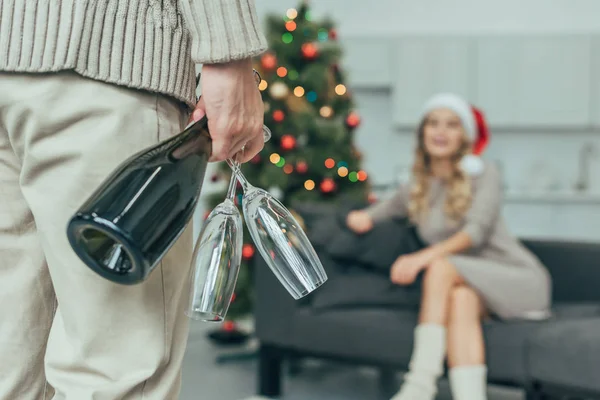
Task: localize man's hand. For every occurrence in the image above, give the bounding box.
[190,58,264,163]
[390,250,436,285]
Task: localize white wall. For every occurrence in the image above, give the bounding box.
[255,0,600,35]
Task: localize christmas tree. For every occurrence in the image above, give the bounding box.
[206,2,369,321]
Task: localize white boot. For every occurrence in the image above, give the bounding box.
[390,324,446,400]
[449,365,488,400]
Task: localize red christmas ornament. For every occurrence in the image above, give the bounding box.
[320,178,336,194]
[242,243,255,260]
[280,135,297,151]
[250,154,262,164]
[329,29,338,40]
[222,320,236,332]
[296,160,308,174]
[261,53,277,71]
[301,43,319,60]
[273,110,285,123]
[346,112,361,129]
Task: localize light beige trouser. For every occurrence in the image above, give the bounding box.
[0,71,194,400]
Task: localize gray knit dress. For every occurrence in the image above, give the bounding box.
[366,162,552,320]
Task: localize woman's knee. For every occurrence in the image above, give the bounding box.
[423,257,460,287]
[448,286,482,323]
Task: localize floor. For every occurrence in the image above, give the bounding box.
[180,322,524,400]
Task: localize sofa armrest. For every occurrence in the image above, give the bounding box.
[522,239,600,303]
[253,256,299,344]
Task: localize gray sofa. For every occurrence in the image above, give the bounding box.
[253,203,600,399]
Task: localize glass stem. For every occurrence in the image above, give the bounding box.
[226,158,250,191]
[225,172,237,201]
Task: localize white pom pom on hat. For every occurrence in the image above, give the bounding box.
[420,93,490,176]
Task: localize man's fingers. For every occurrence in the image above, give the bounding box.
[188,97,206,124]
[208,119,233,162]
[234,134,265,163]
[228,117,263,159]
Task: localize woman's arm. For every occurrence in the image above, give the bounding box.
[425,163,503,259]
[364,183,410,223]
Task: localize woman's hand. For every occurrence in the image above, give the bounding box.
[390,250,436,285]
[346,210,374,234]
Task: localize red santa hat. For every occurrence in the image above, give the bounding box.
[421,93,490,176]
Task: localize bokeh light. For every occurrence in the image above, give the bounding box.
[304,180,315,190]
[335,84,347,95]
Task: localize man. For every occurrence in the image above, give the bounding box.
[0,1,267,399]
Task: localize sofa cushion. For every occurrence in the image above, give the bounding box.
[289,307,419,368]
[308,261,422,311]
[326,215,424,274]
[296,202,424,274]
[484,303,600,385]
[527,314,600,392]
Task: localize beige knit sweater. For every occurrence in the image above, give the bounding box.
[0,0,268,108]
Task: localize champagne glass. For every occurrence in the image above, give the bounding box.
[186,172,242,322]
[186,126,271,321]
[227,160,328,300]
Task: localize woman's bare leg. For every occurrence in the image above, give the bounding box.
[447,285,485,367]
[419,257,465,324]
[447,285,488,400]
[391,257,464,400]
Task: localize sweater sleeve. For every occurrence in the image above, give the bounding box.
[365,184,410,223]
[179,0,268,64]
[462,163,503,248]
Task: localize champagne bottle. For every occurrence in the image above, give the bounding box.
[66,117,212,285]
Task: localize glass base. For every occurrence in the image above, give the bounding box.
[185,309,224,323]
[295,277,327,300]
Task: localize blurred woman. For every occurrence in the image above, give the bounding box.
[347,93,551,400]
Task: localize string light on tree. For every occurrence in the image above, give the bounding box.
[280,135,297,151]
[346,111,361,129]
[304,179,316,191]
[296,160,308,174]
[285,21,297,31]
[270,153,281,164]
[286,8,298,19]
[242,244,255,260]
[276,67,288,78]
[294,86,305,97]
[357,170,368,181]
[258,80,268,91]
[272,110,285,123]
[324,158,335,169]
[337,166,349,177]
[320,178,336,194]
[301,43,319,60]
[320,106,333,118]
[269,81,289,99]
[335,84,347,96]
[282,33,293,44]
[283,164,294,174]
[250,154,261,164]
[261,53,277,71]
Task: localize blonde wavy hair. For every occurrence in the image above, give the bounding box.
[407,118,473,224]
